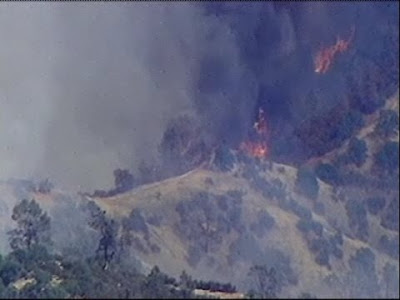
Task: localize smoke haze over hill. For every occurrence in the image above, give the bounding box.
[1,2,398,191]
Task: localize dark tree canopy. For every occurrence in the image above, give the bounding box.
[247,265,280,298]
[113,169,135,193]
[85,201,119,269]
[7,199,51,250]
[375,109,399,137]
[296,167,319,200]
[315,163,341,185]
[346,138,368,167]
[375,141,399,174]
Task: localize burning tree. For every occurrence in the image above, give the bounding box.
[239,108,269,159]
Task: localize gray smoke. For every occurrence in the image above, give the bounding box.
[0,2,247,191]
[1,2,398,191]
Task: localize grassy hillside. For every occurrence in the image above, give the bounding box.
[89,157,397,298]
[0,92,398,298]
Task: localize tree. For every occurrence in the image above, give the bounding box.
[296,167,319,200]
[346,138,368,167]
[213,145,235,171]
[334,110,365,142]
[382,263,399,298]
[315,163,340,185]
[37,179,54,194]
[375,141,399,175]
[247,265,280,298]
[366,197,385,215]
[376,109,399,137]
[86,201,119,269]
[7,199,51,250]
[113,169,134,193]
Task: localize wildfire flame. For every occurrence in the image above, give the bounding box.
[240,140,268,159]
[239,108,269,159]
[314,26,355,74]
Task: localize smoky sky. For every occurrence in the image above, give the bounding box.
[0,2,398,191]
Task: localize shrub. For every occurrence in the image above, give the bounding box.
[113,169,135,193]
[380,197,399,231]
[295,167,319,200]
[345,199,369,240]
[346,138,368,167]
[214,146,235,171]
[310,238,330,267]
[351,92,385,115]
[334,110,365,142]
[296,219,323,237]
[366,197,386,215]
[375,141,399,174]
[347,247,380,297]
[314,202,325,215]
[0,259,22,286]
[290,199,312,220]
[37,179,54,194]
[123,209,148,235]
[315,163,340,185]
[250,210,275,238]
[376,109,399,137]
[379,235,399,258]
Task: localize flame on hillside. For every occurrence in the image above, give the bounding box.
[314,26,355,74]
[239,108,269,159]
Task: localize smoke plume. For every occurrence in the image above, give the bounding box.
[1,2,398,191]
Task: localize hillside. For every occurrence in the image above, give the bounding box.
[88,157,397,297]
[1,100,399,299]
[0,91,398,298]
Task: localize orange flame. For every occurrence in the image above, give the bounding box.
[239,108,269,159]
[314,26,355,74]
[240,141,268,159]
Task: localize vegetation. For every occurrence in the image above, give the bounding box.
[380,197,399,231]
[345,138,368,167]
[247,265,280,298]
[295,167,319,200]
[250,210,275,238]
[375,109,399,137]
[0,198,238,299]
[37,179,54,194]
[214,145,236,171]
[335,110,365,142]
[89,169,135,198]
[375,141,399,175]
[8,199,51,251]
[347,247,380,298]
[378,235,399,259]
[345,199,369,241]
[175,191,243,258]
[366,197,386,215]
[315,163,341,185]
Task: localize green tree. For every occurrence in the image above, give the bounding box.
[86,201,119,269]
[7,199,51,250]
[247,265,280,298]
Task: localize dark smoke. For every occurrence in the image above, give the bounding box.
[0,2,398,190]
